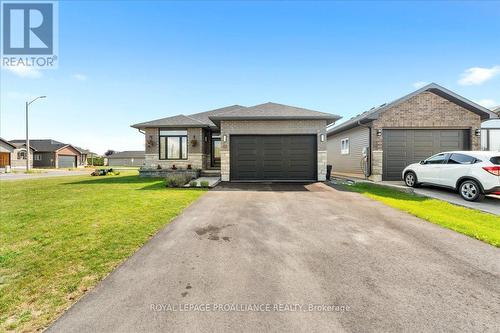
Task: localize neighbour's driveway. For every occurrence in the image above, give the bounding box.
[382,181,500,216]
[0,170,90,181]
[48,183,500,332]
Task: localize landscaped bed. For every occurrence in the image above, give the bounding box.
[342,182,500,247]
[0,172,206,332]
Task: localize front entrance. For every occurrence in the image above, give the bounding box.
[0,152,10,167]
[211,137,221,168]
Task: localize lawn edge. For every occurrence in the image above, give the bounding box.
[40,190,207,332]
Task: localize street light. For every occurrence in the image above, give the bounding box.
[26,96,46,171]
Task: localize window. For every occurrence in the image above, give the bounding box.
[34,154,42,161]
[447,153,477,165]
[424,153,447,164]
[17,150,26,160]
[341,138,349,155]
[159,129,188,160]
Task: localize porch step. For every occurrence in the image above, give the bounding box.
[200,169,221,177]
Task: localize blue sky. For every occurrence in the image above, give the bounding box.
[1,0,499,154]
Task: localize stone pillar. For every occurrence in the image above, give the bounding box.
[317,150,327,181]
[369,150,383,182]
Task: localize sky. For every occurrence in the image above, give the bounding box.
[1,0,499,154]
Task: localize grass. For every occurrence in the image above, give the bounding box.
[0,172,206,332]
[344,182,500,247]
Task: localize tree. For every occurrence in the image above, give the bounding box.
[104,150,116,156]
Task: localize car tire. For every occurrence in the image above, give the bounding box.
[404,171,418,188]
[459,180,485,202]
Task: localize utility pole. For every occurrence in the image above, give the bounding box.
[25,96,46,171]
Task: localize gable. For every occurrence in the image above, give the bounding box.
[375,91,481,128]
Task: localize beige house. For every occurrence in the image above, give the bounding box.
[132,103,340,182]
[327,83,498,181]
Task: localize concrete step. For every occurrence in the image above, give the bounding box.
[200,169,221,177]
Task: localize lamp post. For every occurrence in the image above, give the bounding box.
[26,96,46,171]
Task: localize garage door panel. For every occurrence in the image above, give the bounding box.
[58,155,76,168]
[383,129,469,181]
[231,135,316,181]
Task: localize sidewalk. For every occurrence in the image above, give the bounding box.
[0,169,90,181]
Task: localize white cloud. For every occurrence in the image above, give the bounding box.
[3,65,42,78]
[458,65,500,86]
[412,81,428,89]
[476,99,497,108]
[73,73,87,81]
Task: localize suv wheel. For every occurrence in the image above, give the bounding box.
[459,180,485,202]
[404,171,418,187]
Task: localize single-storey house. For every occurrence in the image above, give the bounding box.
[8,141,36,169]
[132,102,340,182]
[10,139,82,168]
[327,83,498,181]
[107,151,145,167]
[0,138,16,169]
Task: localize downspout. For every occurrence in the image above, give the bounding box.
[357,121,371,178]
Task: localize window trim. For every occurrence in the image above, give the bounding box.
[340,138,350,155]
[158,129,189,160]
[33,153,42,161]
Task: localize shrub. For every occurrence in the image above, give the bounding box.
[87,156,104,166]
[165,174,191,188]
[200,180,209,188]
[189,180,198,187]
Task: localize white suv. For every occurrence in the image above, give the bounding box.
[402,151,500,202]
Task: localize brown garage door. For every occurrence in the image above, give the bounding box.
[230,135,317,181]
[383,129,470,180]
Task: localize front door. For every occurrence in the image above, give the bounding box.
[212,138,221,168]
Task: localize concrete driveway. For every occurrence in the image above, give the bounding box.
[48,183,500,332]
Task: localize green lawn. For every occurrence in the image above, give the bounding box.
[0,172,206,332]
[345,183,500,247]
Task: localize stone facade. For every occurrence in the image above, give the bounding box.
[144,127,210,170]
[369,150,383,182]
[369,91,482,179]
[219,119,328,181]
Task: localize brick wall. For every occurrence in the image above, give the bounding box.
[372,91,481,151]
[370,91,481,179]
[219,119,328,181]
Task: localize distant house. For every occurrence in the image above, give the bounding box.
[74,147,98,167]
[481,106,500,151]
[107,151,145,167]
[0,137,16,169]
[9,141,36,169]
[10,139,82,168]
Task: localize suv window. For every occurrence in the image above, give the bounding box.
[447,153,477,165]
[425,153,447,164]
[490,156,500,165]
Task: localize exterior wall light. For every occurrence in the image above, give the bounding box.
[320,134,325,142]
[223,134,227,142]
[474,129,481,136]
[377,129,383,136]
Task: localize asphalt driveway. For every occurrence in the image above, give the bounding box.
[48,183,500,332]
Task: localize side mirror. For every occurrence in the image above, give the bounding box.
[419,160,425,165]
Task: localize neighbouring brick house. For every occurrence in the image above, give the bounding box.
[9,139,82,168]
[327,83,498,181]
[131,103,340,182]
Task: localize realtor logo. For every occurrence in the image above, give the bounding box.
[1,1,58,68]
